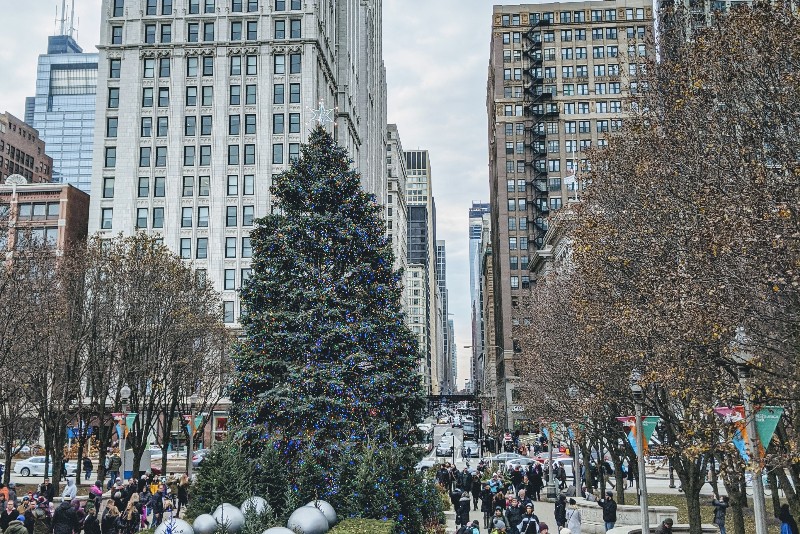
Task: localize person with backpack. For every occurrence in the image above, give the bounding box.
[517,504,539,534]
[481,484,494,530]
[566,498,582,534]
[554,494,567,530]
[457,491,471,529]
[457,520,481,534]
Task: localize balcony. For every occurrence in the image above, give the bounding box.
[534,199,550,214]
[532,180,548,195]
[529,145,546,159]
[534,217,549,233]
[525,70,544,85]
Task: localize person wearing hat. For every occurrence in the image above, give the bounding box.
[8,482,17,506]
[539,522,550,534]
[517,503,540,534]
[505,496,523,534]
[554,494,567,529]
[492,507,507,533]
[458,491,471,528]
[566,498,582,534]
[5,514,28,534]
[597,490,617,532]
[654,518,673,534]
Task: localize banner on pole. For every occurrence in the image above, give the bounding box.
[714,406,749,461]
[616,416,660,455]
[755,406,783,451]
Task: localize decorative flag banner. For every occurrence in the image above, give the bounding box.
[616,416,660,454]
[714,406,749,461]
[755,406,784,451]
[194,414,204,431]
[125,413,137,429]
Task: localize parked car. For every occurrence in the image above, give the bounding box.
[506,457,536,471]
[436,442,454,457]
[463,424,476,438]
[415,459,435,472]
[462,440,480,458]
[14,457,77,477]
[488,452,522,463]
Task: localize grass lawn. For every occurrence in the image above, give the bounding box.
[621,490,783,533]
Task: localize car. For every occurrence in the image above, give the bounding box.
[14,456,77,477]
[506,457,536,471]
[442,430,454,438]
[192,448,211,468]
[488,452,522,463]
[451,417,463,428]
[436,443,454,457]
[463,424,476,438]
[415,459,435,472]
[462,440,480,458]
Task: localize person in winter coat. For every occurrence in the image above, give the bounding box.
[61,480,77,502]
[779,504,799,534]
[471,474,482,511]
[492,491,507,512]
[51,500,78,534]
[71,500,85,528]
[712,495,729,534]
[1,501,17,530]
[597,491,617,532]
[7,483,17,506]
[177,474,189,516]
[148,486,165,527]
[101,500,120,534]
[517,504,539,534]
[457,491,471,528]
[83,507,101,534]
[654,518,673,534]
[119,497,140,534]
[38,480,55,504]
[566,498,582,534]
[6,515,29,534]
[83,458,93,481]
[31,507,50,534]
[554,494,567,529]
[505,497,523,534]
[481,484,494,529]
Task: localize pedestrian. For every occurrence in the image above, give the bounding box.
[597,491,617,532]
[566,498,582,534]
[101,500,120,534]
[177,474,189,516]
[107,454,121,490]
[654,518,673,534]
[505,496,523,534]
[470,474,482,511]
[517,503,539,534]
[83,457,94,481]
[51,500,78,534]
[119,496,140,534]
[481,484,494,529]
[626,463,634,488]
[61,480,77,502]
[148,484,165,527]
[83,507,101,534]
[554,494,567,530]
[491,507,506,533]
[31,506,50,534]
[492,491,506,512]
[458,491,471,528]
[38,480,55,504]
[779,504,799,534]
[711,495,729,534]
[7,483,17,507]
[558,463,567,490]
[531,464,544,501]
[538,522,550,534]
[1,501,17,530]
[5,515,28,534]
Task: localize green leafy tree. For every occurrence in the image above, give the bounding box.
[230,125,425,452]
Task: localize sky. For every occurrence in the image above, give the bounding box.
[0,0,493,388]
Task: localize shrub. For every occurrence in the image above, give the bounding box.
[329,519,396,534]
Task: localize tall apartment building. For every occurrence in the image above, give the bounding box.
[0,113,53,184]
[468,201,490,393]
[89,0,387,325]
[435,239,453,393]
[487,2,653,429]
[405,150,441,395]
[386,124,408,313]
[25,30,98,192]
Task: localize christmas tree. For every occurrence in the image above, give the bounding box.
[231,125,425,454]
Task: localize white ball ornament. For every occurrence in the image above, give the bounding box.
[286,506,329,534]
[212,503,246,534]
[261,529,296,534]
[192,514,218,534]
[241,496,269,515]
[154,518,195,534]
[304,501,337,527]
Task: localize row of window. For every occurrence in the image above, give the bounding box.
[178,236,252,258]
[136,19,300,45]
[509,275,531,291]
[113,0,300,18]
[13,202,60,221]
[503,157,594,174]
[104,142,299,168]
[509,256,531,270]
[499,8,646,27]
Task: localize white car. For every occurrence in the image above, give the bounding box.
[506,457,536,471]
[415,459,435,472]
[14,456,77,477]
[489,452,522,463]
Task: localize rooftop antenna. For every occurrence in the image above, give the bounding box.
[59,0,67,35]
[68,0,76,38]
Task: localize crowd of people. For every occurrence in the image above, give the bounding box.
[0,473,190,534]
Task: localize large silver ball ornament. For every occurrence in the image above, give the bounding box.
[192,514,218,534]
[154,518,194,534]
[286,506,329,534]
[304,501,337,527]
[212,503,246,533]
[241,496,269,515]
[262,529,296,534]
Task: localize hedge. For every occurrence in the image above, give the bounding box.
[329,518,396,534]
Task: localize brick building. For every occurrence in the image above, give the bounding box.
[0,113,53,184]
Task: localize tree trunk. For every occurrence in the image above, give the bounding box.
[776,467,800,516]
[768,466,782,518]
[3,441,11,485]
[674,457,706,534]
[75,431,85,482]
[721,465,746,534]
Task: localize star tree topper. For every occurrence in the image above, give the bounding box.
[309,101,335,126]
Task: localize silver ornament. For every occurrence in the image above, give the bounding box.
[262,529,296,534]
[304,501,337,527]
[286,506,329,534]
[154,518,195,534]
[192,514,218,534]
[241,496,269,515]
[213,503,246,534]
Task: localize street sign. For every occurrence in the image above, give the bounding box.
[511,405,525,412]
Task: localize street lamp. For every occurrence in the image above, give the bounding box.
[568,385,580,490]
[546,421,557,500]
[187,393,199,478]
[119,384,131,483]
[732,327,768,534]
[630,382,649,534]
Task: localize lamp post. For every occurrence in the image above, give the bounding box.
[568,386,580,490]
[546,422,557,499]
[187,393,199,478]
[630,383,649,534]
[732,327,768,534]
[119,384,131,483]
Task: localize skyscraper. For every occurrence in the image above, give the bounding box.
[468,201,490,393]
[386,124,409,313]
[405,150,441,394]
[0,113,53,184]
[487,2,653,428]
[89,0,387,326]
[26,7,98,192]
[436,239,452,393]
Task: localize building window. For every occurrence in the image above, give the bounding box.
[274,20,285,39]
[145,24,156,43]
[151,207,164,228]
[197,206,209,226]
[136,208,148,229]
[180,238,191,259]
[232,0,243,11]
[226,205,237,226]
[162,0,173,14]
[228,145,240,165]
[187,23,199,42]
[247,21,258,40]
[199,176,210,196]
[244,114,256,134]
[246,55,257,75]
[272,143,283,164]
[273,113,284,133]
[182,207,193,227]
[241,237,252,257]
[203,22,215,41]
[161,24,172,43]
[231,21,242,40]
[184,146,196,166]
[290,19,301,38]
[142,87,154,107]
[182,176,194,196]
[243,174,254,195]
[153,176,165,197]
[103,177,115,198]
[241,268,252,283]
[509,237,517,250]
[223,301,234,323]
[158,87,169,107]
[106,117,118,138]
[198,145,211,165]
[230,56,241,75]
[202,57,213,76]
[201,86,213,106]
[109,59,121,78]
[227,175,238,195]
[101,208,113,229]
[510,276,519,289]
[196,237,208,259]
[245,144,257,164]
[242,205,254,226]
[289,53,301,73]
[108,88,120,108]
[185,116,196,136]
[245,84,256,105]
[102,147,116,168]
[111,26,123,44]
[225,237,236,258]
[288,112,300,133]
[224,269,235,290]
